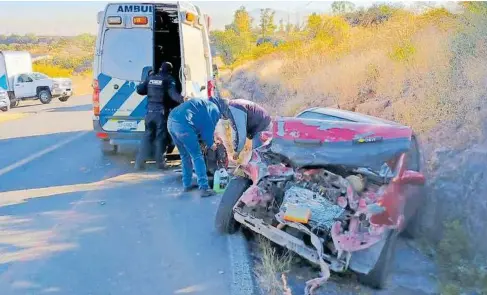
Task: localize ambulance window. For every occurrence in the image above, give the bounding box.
[101,29,152,82]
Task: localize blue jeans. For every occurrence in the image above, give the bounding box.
[167,119,209,190]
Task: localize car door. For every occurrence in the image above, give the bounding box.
[178,2,208,98]
[14,74,34,98]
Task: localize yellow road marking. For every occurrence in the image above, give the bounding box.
[0,113,28,123]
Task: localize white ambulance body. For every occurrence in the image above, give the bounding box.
[92,2,214,154]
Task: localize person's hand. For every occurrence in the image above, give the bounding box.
[232,153,240,161]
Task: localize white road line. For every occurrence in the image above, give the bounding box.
[0,131,89,177]
[227,233,258,295]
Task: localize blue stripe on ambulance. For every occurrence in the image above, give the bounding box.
[98,73,147,132]
[0,74,7,90]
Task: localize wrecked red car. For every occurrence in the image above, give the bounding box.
[215,107,425,291]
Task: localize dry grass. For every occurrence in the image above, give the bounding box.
[71,73,93,96]
[255,236,294,295]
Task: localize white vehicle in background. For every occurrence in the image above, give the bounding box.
[0,51,73,109]
[92,2,216,154]
[0,89,9,112]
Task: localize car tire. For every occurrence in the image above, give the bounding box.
[215,176,252,234]
[59,96,70,102]
[38,90,52,104]
[100,140,117,155]
[0,106,8,112]
[357,230,398,289]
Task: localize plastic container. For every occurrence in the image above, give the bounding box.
[213,168,229,193]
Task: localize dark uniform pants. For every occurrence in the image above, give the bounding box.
[135,110,168,167]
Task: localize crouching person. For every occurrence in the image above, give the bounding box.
[168,97,222,197]
[217,98,272,161]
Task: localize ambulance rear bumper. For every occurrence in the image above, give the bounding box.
[93,117,143,147]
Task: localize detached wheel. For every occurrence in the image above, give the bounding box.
[357,230,398,289]
[59,96,70,102]
[100,140,117,155]
[38,90,52,104]
[215,176,251,234]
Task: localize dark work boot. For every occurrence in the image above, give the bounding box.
[157,161,167,170]
[134,160,146,171]
[200,188,216,198]
[183,184,198,192]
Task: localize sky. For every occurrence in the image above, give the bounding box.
[0,1,461,36]
[0,1,364,36]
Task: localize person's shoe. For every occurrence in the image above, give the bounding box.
[183,185,198,192]
[134,162,145,171]
[200,188,216,198]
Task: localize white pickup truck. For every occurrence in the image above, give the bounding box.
[0,51,73,110]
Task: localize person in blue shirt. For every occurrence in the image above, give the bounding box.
[167,97,223,197]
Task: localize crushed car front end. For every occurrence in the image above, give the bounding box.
[216,116,425,290]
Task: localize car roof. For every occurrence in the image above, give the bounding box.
[297,107,403,127]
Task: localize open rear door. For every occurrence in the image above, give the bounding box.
[178,1,209,99]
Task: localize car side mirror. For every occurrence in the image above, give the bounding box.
[399,170,425,185]
[141,66,153,81]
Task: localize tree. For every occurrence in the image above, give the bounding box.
[233,6,252,36]
[259,8,276,38]
[331,1,355,15]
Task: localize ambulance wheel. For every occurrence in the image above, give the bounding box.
[100,140,117,155]
[38,90,52,104]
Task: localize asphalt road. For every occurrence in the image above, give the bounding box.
[0,96,255,295]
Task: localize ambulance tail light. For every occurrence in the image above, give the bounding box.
[207,80,215,97]
[92,79,100,116]
[133,16,148,25]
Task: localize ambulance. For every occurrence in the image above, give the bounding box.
[92,2,215,154]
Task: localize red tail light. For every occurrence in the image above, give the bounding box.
[96,132,108,139]
[207,80,215,97]
[92,79,100,116]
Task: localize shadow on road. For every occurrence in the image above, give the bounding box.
[45,104,92,113]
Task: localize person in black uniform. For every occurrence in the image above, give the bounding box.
[134,62,183,170]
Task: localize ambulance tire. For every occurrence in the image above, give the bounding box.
[38,90,52,104]
[100,140,118,155]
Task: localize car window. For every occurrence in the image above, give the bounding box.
[101,28,152,82]
[32,73,49,80]
[297,111,353,122]
[18,74,33,83]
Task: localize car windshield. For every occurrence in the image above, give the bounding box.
[31,72,49,80]
[296,111,353,122]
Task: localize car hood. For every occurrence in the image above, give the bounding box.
[269,117,413,171]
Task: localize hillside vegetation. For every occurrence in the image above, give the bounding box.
[214,2,487,294]
[0,34,95,95]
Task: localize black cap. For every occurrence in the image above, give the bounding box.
[159,62,173,74]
